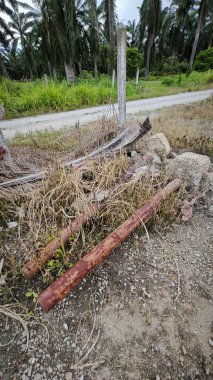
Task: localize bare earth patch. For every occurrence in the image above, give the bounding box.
[1,208,212,379]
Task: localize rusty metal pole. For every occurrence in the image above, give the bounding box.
[39,178,182,313]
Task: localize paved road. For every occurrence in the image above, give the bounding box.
[1,89,212,139]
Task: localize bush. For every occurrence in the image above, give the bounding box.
[126,48,142,78]
[162,56,189,75]
[161,77,175,86]
[194,48,213,71]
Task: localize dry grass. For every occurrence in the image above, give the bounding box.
[0,152,183,284]
[148,97,213,157]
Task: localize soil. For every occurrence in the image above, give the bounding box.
[0,200,212,380]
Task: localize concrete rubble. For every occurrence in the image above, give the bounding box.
[142,132,171,159]
[165,152,211,191]
[131,132,212,193]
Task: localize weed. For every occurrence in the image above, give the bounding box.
[25,290,38,304]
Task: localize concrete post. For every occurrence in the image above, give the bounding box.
[111,69,116,89]
[136,67,140,86]
[0,129,12,161]
[117,23,126,128]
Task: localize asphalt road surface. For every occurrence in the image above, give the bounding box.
[1,89,212,139]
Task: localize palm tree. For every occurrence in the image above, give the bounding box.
[0,0,18,75]
[100,0,116,75]
[189,0,209,67]
[7,2,40,78]
[37,0,77,83]
[126,20,139,47]
[139,0,162,78]
[87,0,100,77]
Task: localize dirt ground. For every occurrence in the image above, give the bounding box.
[0,101,213,380]
[1,198,213,380]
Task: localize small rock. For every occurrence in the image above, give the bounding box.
[182,346,187,355]
[131,152,144,167]
[143,152,161,166]
[206,368,210,375]
[22,375,29,380]
[208,338,213,347]
[63,322,69,331]
[131,151,138,158]
[65,372,73,380]
[27,366,32,377]
[95,190,109,202]
[207,205,213,216]
[7,221,18,229]
[34,374,41,380]
[156,376,160,380]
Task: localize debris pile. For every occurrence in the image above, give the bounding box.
[0,118,212,313]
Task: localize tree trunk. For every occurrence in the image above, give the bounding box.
[78,61,82,76]
[145,31,155,80]
[52,67,57,80]
[47,60,52,77]
[64,63,75,83]
[144,0,159,80]
[94,56,98,78]
[190,0,206,69]
[0,56,8,77]
[108,0,116,75]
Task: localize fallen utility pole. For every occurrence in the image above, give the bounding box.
[22,165,140,279]
[0,118,151,188]
[39,178,182,313]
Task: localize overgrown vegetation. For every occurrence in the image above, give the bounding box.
[0,1,213,81]
[1,70,213,118]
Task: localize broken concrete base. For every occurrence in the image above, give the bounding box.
[179,152,211,172]
[143,133,171,159]
[166,152,211,192]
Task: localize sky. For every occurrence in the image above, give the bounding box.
[11,0,171,23]
[115,0,171,23]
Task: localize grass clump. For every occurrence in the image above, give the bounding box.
[150,98,213,158]
[0,153,183,284]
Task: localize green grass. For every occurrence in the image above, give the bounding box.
[0,71,213,119]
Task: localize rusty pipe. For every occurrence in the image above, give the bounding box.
[39,178,182,313]
[22,166,137,279]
